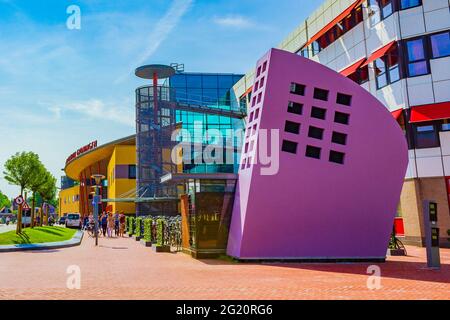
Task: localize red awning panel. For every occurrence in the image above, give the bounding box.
[361,41,396,67]
[303,0,364,49]
[339,58,366,76]
[391,109,403,120]
[410,102,450,123]
[240,86,253,99]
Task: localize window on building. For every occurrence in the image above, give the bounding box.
[308,126,324,140]
[310,5,363,56]
[128,165,137,179]
[375,44,401,89]
[380,0,394,19]
[332,132,348,145]
[334,111,350,125]
[313,88,329,101]
[282,140,298,154]
[399,0,422,10]
[311,107,327,120]
[414,124,439,148]
[430,31,450,59]
[290,83,306,96]
[405,37,429,77]
[336,93,352,106]
[442,120,450,131]
[298,48,309,58]
[285,121,301,134]
[329,150,345,164]
[306,145,321,159]
[370,0,422,23]
[348,65,369,84]
[287,101,303,115]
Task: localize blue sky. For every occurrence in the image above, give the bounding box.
[0,0,322,198]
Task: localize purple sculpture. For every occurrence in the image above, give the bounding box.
[227,48,408,260]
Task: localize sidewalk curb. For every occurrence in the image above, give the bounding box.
[0,230,84,253]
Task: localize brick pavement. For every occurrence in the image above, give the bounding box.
[0,234,448,300]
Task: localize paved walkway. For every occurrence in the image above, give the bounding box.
[0,234,449,300]
[0,224,16,234]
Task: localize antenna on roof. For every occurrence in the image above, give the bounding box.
[170,63,185,73]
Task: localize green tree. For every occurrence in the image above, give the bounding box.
[0,190,11,209]
[27,163,49,228]
[38,172,57,226]
[3,152,42,233]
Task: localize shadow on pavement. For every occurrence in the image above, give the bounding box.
[197,259,450,284]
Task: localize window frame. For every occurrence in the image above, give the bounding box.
[429,31,450,60]
[404,36,430,78]
[375,44,402,89]
[128,165,137,180]
[413,122,440,149]
[399,0,422,10]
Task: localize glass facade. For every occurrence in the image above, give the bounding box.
[169,73,244,175]
[170,73,243,110]
[61,176,76,190]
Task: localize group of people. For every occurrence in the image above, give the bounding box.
[84,212,126,238]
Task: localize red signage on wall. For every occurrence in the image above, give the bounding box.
[66,140,98,164]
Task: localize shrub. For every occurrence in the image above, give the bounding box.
[156,219,164,246]
[125,217,129,233]
[128,217,135,235]
[136,217,142,237]
[143,218,152,242]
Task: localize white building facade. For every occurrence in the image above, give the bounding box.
[233,0,450,247]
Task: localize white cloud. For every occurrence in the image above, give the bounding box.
[60,99,134,126]
[213,15,255,29]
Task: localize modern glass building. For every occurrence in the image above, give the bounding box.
[169,73,244,175]
[135,70,244,216]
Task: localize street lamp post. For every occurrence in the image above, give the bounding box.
[91,174,105,247]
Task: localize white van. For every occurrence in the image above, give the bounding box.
[66,213,81,229]
[22,210,31,227]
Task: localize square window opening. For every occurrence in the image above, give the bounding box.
[282,140,298,154]
[290,83,306,96]
[334,112,350,125]
[288,101,303,115]
[329,150,345,164]
[314,88,329,101]
[308,126,324,140]
[285,121,301,134]
[306,145,321,159]
[332,132,348,145]
[311,106,327,120]
[336,93,352,106]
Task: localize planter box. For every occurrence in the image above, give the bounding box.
[128,234,133,238]
[134,236,142,242]
[152,245,171,253]
[140,239,152,247]
[388,248,406,256]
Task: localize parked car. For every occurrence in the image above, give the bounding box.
[66,213,81,229]
[58,216,67,225]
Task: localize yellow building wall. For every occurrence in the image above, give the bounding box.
[107,145,136,214]
[59,185,81,217]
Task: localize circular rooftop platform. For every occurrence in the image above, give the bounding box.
[135,64,176,80]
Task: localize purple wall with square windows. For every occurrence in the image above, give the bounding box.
[227,48,408,260]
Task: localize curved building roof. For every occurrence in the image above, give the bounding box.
[64,135,135,181]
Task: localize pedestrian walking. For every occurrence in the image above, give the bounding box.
[101,212,108,237]
[119,213,126,237]
[107,212,114,238]
[114,212,120,237]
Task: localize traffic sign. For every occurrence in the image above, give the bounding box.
[22,202,30,210]
[14,195,24,206]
